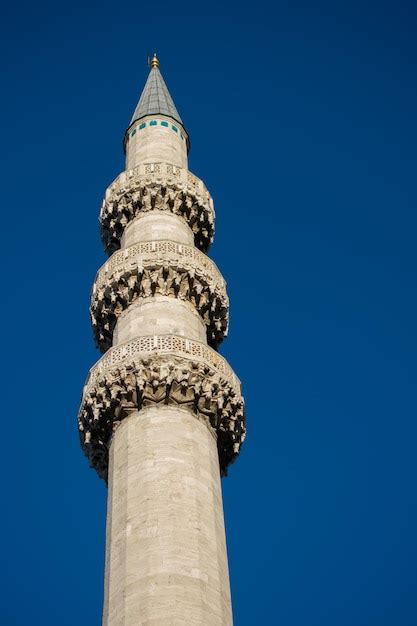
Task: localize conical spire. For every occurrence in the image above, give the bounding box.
[129,54,183,127]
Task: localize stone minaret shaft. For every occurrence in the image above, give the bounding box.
[78,55,246,626]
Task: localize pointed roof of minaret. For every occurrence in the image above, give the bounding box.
[129,54,183,127]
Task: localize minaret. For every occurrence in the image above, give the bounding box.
[78,54,246,626]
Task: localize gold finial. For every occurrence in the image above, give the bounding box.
[150,53,159,69]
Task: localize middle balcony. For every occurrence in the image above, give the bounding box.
[91,240,229,353]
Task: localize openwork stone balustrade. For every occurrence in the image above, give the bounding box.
[100,163,215,255]
[78,334,246,481]
[91,239,229,352]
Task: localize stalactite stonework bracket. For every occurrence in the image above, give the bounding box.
[100,163,215,255]
[78,335,245,481]
[90,239,229,352]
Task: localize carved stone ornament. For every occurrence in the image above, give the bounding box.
[100,163,215,255]
[91,240,229,352]
[78,335,246,481]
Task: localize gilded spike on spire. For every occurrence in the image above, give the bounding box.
[150,53,159,69]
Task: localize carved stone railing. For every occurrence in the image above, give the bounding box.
[83,334,241,393]
[103,163,211,199]
[100,163,215,255]
[95,239,224,288]
[78,335,246,481]
[91,240,229,352]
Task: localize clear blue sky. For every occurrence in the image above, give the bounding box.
[1,1,416,624]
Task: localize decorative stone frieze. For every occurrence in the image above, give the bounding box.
[91,240,229,352]
[78,334,245,481]
[96,239,223,284]
[100,163,215,255]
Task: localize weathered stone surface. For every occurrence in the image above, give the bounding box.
[122,211,194,248]
[102,406,233,626]
[113,296,207,345]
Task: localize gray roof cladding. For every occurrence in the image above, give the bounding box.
[129,65,183,128]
